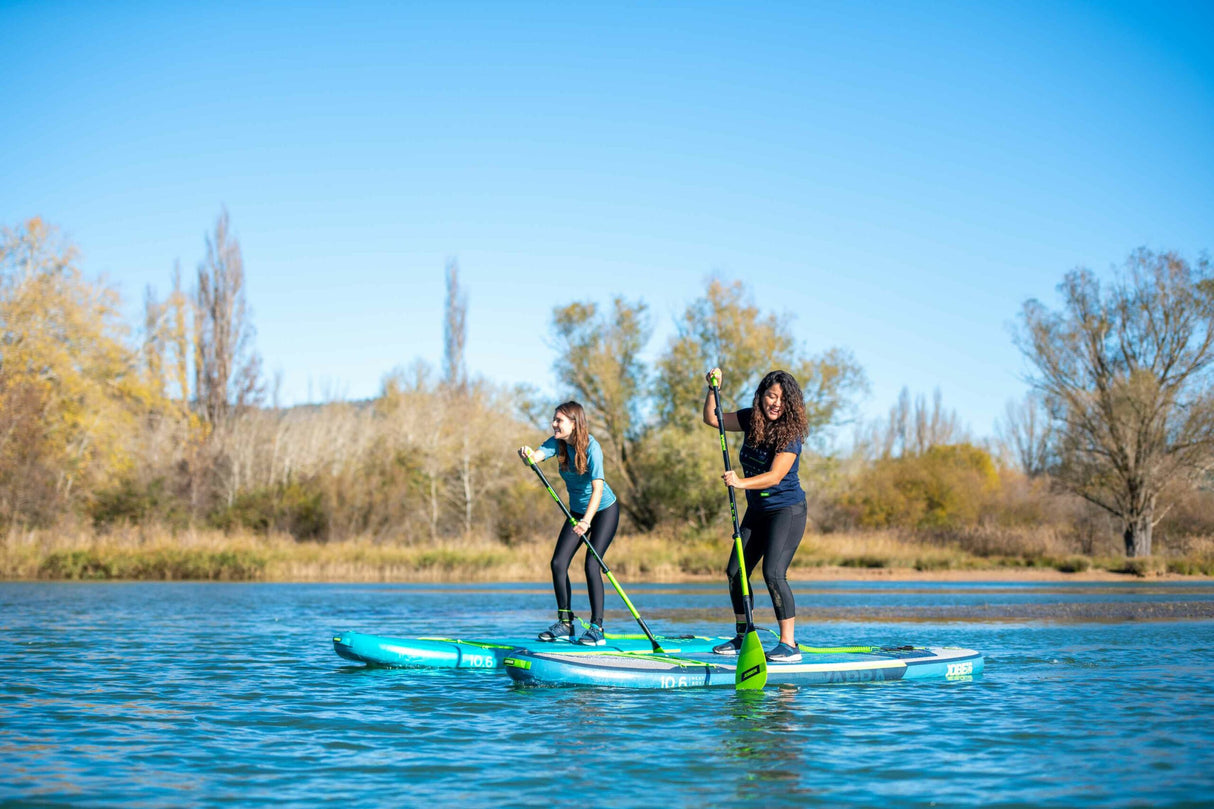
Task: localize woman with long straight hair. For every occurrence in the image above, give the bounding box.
[517,401,619,646]
[702,368,810,663]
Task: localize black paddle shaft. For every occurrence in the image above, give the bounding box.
[710,383,757,628]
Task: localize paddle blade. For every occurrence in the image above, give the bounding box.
[735,630,767,690]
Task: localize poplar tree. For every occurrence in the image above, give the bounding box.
[194,207,263,426]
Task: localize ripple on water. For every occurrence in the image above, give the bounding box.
[2,582,1213,808]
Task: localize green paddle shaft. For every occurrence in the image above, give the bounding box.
[524,455,665,653]
[710,378,768,690]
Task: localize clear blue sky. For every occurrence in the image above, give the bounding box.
[3,1,1211,440]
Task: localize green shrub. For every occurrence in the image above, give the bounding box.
[37,547,267,580]
[840,554,888,569]
[413,548,510,571]
[40,550,112,580]
[208,480,328,540]
[90,477,187,529]
[679,553,721,576]
[1165,557,1214,576]
[914,555,955,571]
[1120,556,1167,577]
[491,478,549,545]
[1054,555,1092,573]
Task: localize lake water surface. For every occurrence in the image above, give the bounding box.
[2,581,1212,807]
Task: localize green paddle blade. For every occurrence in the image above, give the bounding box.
[735,629,767,690]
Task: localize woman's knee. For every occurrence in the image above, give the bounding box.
[762,558,789,582]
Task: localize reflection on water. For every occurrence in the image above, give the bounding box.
[720,688,813,799]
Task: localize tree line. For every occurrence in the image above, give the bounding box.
[2,213,1212,558]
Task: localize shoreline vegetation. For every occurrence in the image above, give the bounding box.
[4,526,1212,583]
[5,222,1214,588]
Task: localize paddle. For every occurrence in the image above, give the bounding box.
[522,454,665,653]
[709,374,768,690]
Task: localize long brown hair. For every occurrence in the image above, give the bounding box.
[748,370,809,452]
[554,401,590,475]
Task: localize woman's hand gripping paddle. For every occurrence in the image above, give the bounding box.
[522,453,665,653]
[709,374,768,690]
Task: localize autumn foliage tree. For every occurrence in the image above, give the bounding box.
[842,443,1001,531]
[550,279,866,530]
[653,279,866,433]
[0,219,165,525]
[550,297,653,525]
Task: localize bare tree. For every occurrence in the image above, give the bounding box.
[1018,249,1214,557]
[442,259,477,533]
[143,285,166,400]
[194,208,263,425]
[443,258,468,394]
[862,387,966,459]
[996,393,1054,477]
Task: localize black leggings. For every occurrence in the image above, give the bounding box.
[725,500,807,622]
[550,501,620,626]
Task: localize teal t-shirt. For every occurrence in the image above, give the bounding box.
[536,435,617,514]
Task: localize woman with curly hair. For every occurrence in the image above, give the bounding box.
[702,368,809,663]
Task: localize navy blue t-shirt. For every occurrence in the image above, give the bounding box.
[736,408,805,511]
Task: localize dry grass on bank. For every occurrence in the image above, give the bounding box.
[2,524,1213,582]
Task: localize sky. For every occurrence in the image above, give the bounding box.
[3,1,1212,441]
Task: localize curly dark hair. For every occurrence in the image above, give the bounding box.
[747,370,809,452]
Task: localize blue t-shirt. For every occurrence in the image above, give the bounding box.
[536,435,617,515]
[736,408,805,511]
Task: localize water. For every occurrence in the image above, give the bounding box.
[2,581,1212,808]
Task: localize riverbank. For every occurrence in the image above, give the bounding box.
[3,525,1212,582]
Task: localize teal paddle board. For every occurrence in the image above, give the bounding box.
[332,629,726,669]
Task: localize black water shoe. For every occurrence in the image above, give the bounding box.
[577,623,605,646]
[712,635,744,655]
[538,620,575,642]
[765,642,803,663]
